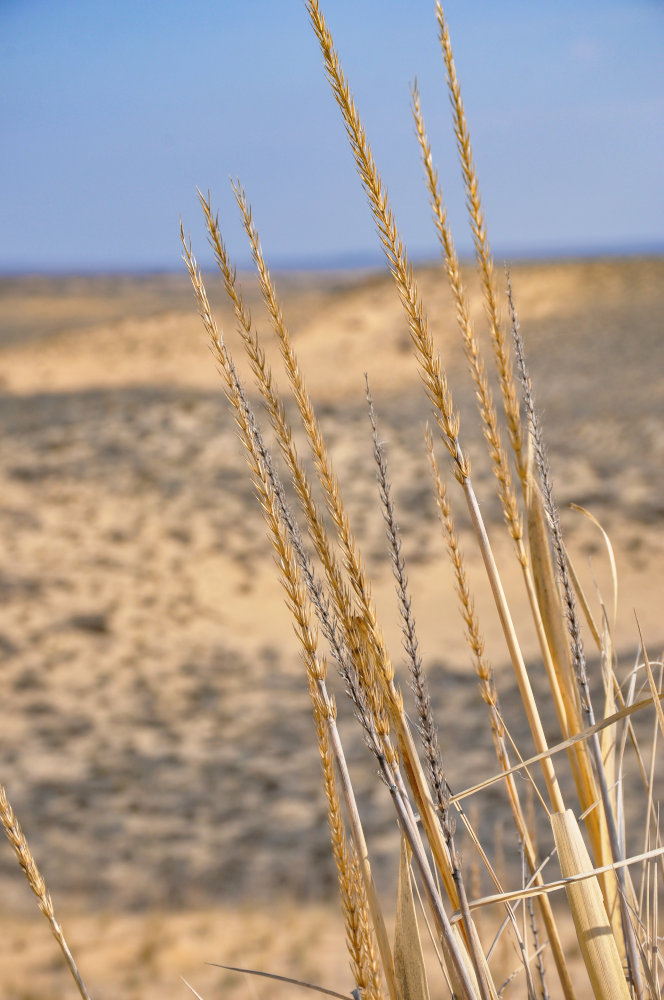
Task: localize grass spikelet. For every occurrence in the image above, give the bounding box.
[367,387,445,835]
[228,182,401,730]
[307,0,567,821]
[1,784,92,1000]
[181,231,395,999]
[305,0,464,475]
[413,92,576,770]
[314,688,384,1000]
[410,81,521,548]
[226,173,471,938]
[435,1,525,484]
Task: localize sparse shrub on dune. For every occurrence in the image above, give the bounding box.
[3,3,662,999]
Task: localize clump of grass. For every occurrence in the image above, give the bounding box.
[181,2,663,999]
[2,4,661,1000]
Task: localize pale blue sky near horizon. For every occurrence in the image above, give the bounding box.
[1,0,663,273]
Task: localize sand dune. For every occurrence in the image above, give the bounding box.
[0,257,662,998]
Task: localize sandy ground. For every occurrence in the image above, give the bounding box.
[0,257,662,998]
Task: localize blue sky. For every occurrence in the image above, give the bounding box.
[1,1,663,272]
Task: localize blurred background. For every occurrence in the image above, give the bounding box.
[1,4,663,998]
[1,0,663,274]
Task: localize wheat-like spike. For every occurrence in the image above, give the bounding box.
[350,845,384,1000]
[312,686,383,1000]
[1,784,92,1000]
[366,386,493,1000]
[229,183,401,717]
[425,428,577,1000]
[229,184,378,609]
[435,2,525,485]
[227,180,470,919]
[202,188,401,784]
[182,232,397,1000]
[525,862,550,1000]
[424,427,501,743]
[410,89,588,773]
[305,1,465,476]
[199,192,395,755]
[411,81,521,545]
[509,279,647,998]
[306,0,566,820]
[198,192,353,646]
[365,380,447,822]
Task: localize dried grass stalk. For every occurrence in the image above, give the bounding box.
[435,1,525,485]
[0,784,92,1000]
[394,838,431,1000]
[306,0,566,820]
[182,232,395,1000]
[551,810,630,1000]
[178,3,661,998]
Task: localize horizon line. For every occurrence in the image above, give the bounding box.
[1,241,663,279]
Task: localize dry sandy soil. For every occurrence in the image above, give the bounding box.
[0,257,662,998]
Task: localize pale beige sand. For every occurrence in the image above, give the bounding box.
[0,257,662,998]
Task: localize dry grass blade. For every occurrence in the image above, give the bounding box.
[509,272,648,995]
[394,838,431,1000]
[524,442,581,734]
[0,784,92,1000]
[426,429,574,999]
[551,810,630,1000]
[451,690,664,805]
[410,82,521,547]
[523,429,616,914]
[206,964,350,999]
[181,977,206,1000]
[564,544,602,650]
[459,843,664,912]
[638,624,664,744]
[569,504,618,636]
